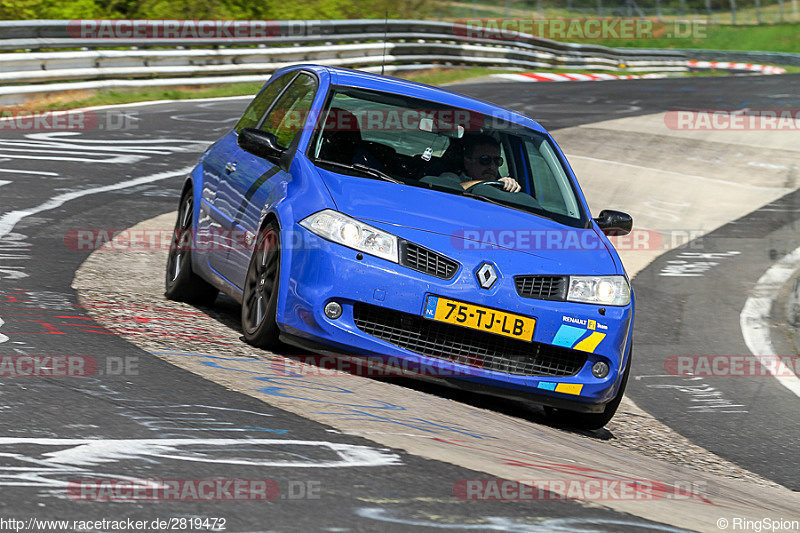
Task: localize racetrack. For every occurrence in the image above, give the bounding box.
[1,75,799,532]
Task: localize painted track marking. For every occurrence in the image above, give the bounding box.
[740,247,800,398]
[0,165,193,240]
[0,169,60,175]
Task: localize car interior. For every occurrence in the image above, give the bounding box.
[309,91,582,223]
[315,106,457,181]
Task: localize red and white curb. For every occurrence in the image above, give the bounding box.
[688,60,786,75]
[491,72,667,82]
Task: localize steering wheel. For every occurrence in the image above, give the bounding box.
[465,180,505,193]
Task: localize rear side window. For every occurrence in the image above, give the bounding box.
[259,73,318,149]
[234,72,294,133]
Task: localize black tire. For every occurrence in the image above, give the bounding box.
[544,346,632,430]
[164,191,219,306]
[241,221,282,349]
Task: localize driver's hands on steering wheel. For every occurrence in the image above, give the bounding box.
[461,176,522,193]
[498,176,521,193]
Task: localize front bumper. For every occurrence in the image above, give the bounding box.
[277,224,633,410]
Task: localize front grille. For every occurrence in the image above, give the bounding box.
[515,275,568,301]
[353,302,587,377]
[399,241,458,280]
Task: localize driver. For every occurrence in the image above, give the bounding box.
[423,134,522,193]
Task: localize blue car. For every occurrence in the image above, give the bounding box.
[165,64,635,429]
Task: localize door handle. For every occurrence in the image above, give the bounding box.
[224,161,237,173]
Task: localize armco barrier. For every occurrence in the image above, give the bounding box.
[0,19,687,102]
[678,48,800,67]
[2,20,793,103]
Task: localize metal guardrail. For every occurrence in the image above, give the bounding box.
[677,48,800,67]
[0,19,687,101]
[0,19,686,54]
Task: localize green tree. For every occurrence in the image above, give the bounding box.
[0,0,431,20]
[1,0,100,18]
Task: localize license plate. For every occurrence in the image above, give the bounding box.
[423,295,535,342]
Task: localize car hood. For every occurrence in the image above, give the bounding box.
[318,169,621,274]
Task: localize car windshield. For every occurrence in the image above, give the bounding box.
[309,86,586,227]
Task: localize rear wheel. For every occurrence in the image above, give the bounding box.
[164,191,219,305]
[241,222,282,349]
[544,347,632,430]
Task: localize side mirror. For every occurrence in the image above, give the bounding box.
[238,127,284,161]
[594,209,633,236]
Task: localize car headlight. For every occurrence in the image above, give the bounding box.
[300,209,398,262]
[567,275,631,306]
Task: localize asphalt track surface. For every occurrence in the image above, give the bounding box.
[0,74,798,529]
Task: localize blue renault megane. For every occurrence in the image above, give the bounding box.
[165,64,635,429]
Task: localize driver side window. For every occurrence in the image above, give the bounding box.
[234,72,294,133]
[259,73,318,149]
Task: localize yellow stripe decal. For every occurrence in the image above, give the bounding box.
[554,383,583,395]
[573,332,606,353]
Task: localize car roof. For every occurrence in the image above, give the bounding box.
[284,64,547,135]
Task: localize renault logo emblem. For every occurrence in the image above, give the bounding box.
[476,263,498,289]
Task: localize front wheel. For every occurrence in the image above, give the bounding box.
[543,347,632,430]
[241,222,282,349]
[165,191,219,306]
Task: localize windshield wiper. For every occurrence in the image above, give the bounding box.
[418,180,518,209]
[461,189,558,222]
[315,159,404,184]
[460,191,512,209]
[351,164,404,184]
